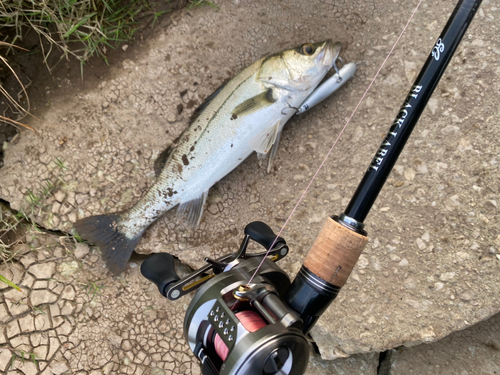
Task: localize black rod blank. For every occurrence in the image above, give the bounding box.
[343,0,482,223]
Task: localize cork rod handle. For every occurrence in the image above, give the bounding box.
[303,217,368,287]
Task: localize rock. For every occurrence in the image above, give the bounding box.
[449,194,461,206]
[74,243,90,259]
[398,258,409,267]
[440,125,460,136]
[439,272,456,282]
[404,168,415,181]
[416,238,426,250]
[107,330,123,348]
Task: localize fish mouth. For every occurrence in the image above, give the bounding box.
[317,40,342,69]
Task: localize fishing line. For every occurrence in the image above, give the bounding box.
[214,311,267,361]
[247,0,425,285]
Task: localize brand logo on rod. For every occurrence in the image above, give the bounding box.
[432,38,445,61]
[369,85,423,172]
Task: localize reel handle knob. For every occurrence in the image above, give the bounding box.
[140,253,180,297]
[245,221,285,250]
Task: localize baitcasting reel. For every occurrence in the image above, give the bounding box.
[142,216,367,375]
[141,222,313,375]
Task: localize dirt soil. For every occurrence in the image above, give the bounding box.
[0,0,187,167]
[1,0,500,373]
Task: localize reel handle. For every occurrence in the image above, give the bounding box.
[244,221,286,250]
[140,253,180,297]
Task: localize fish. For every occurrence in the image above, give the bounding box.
[74,39,343,275]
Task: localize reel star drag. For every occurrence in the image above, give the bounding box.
[141,1,482,373]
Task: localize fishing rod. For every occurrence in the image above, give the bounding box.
[141,0,482,373]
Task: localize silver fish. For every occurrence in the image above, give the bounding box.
[74,40,343,275]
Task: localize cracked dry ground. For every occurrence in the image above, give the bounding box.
[0,234,199,375]
[2,232,500,375]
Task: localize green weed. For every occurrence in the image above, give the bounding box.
[54,157,68,171]
[15,157,68,219]
[0,347,39,370]
[187,0,219,10]
[0,274,21,291]
[0,202,28,263]
[4,295,48,315]
[72,232,86,244]
[81,279,105,302]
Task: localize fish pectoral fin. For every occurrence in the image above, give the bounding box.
[154,144,174,177]
[176,190,209,229]
[267,129,283,174]
[231,89,276,119]
[249,120,280,155]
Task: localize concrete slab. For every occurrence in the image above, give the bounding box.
[385,312,500,375]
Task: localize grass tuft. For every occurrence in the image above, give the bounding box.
[0,41,35,131]
[0,1,184,132]
[0,0,152,70]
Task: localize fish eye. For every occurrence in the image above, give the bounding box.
[301,43,315,56]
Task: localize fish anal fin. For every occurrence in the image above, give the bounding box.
[176,190,209,229]
[231,89,276,119]
[154,145,175,177]
[249,120,280,154]
[189,80,228,125]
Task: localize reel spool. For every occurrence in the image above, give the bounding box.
[141,222,310,375]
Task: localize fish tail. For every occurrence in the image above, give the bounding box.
[73,213,143,275]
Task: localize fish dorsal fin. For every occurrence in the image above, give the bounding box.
[249,120,280,154]
[189,81,228,125]
[154,145,175,177]
[231,89,276,119]
[176,190,209,229]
